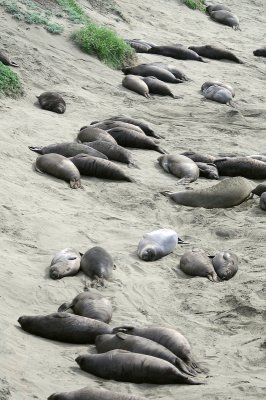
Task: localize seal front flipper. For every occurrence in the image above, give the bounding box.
[29,146,43,154]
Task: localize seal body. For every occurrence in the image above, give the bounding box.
[180,248,217,281]
[0,51,19,67]
[137,228,178,261]
[206,4,231,14]
[189,45,243,63]
[125,39,152,53]
[58,291,112,323]
[212,251,238,280]
[37,92,66,114]
[203,85,233,105]
[140,76,177,98]
[214,157,266,179]
[80,246,114,283]
[148,45,207,62]
[162,177,253,208]
[76,350,202,384]
[90,120,145,134]
[123,64,182,83]
[181,151,216,163]
[105,115,157,137]
[84,140,136,166]
[209,10,240,30]
[158,154,199,183]
[149,62,190,81]
[201,81,235,97]
[260,192,266,210]
[48,387,145,400]
[248,155,266,163]
[29,142,107,159]
[50,248,81,279]
[35,154,81,189]
[77,126,116,144]
[196,162,219,179]
[253,48,266,57]
[122,75,150,98]
[18,312,112,343]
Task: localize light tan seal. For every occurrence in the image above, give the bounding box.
[179,248,218,281]
[158,154,199,184]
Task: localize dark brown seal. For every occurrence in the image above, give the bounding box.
[0,51,19,67]
[140,76,179,98]
[196,162,219,179]
[77,126,117,144]
[84,140,136,166]
[48,387,146,400]
[29,142,108,159]
[125,39,151,53]
[147,45,207,62]
[212,251,238,280]
[180,248,218,282]
[35,153,81,189]
[214,157,266,179]
[206,4,231,14]
[105,115,158,138]
[209,10,240,30]
[37,92,66,114]
[189,45,243,63]
[251,182,266,197]
[18,312,112,343]
[122,64,182,83]
[253,48,266,58]
[90,120,145,134]
[80,246,114,285]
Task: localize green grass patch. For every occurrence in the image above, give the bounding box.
[56,0,87,23]
[183,0,206,12]
[0,62,23,97]
[71,22,135,69]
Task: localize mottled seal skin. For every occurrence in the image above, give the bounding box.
[50,248,81,279]
[35,154,81,189]
[84,140,136,166]
[95,333,196,376]
[77,126,117,144]
[201,81,235,97]
[212,251,238,280]
[58,291,112,323]
[203,85,234,106]
[107,127,166,154]
[161,177,253,209]
[158,154,199,184]
[181,151,216,164]
[90,120,145,134]
[196,162,219,179]
[140,76,179,98]
[253,48,266,58]
[80,246,114,285]
[105,115,157,138]
[189,45,243,63]
[137,228,181,261]
[209,10,240,30]
[18,312,112,344]
[180,248,218,282]
[48,387,146,400]
[122,75,150,98]
[113,325,200,371]
[0,51,19,67]
[214,157,266,179]
[76,350,203,384]
[29,142,108,159]
[122,64,182,83]
[260,192,266,210]
[251,182,266,197]
[70,154,134,182]
[149,62,190,81]
[148,45,207,62]
[37,92,66,114]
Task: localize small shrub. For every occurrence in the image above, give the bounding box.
[71,22,135,69]
[46,22,64,34]
[183,0,206,12]
[0,62,23,97]
[56,0,87,22]
[24,11,47,24]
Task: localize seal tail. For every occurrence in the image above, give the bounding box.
[156,146,168,154]
[178,238,189,245]
[174,357,198,376]
[28,146,43,154]
[199,57,208,63]
[57,301,73,313]
[160,190,173,197]
[10,61,19,67]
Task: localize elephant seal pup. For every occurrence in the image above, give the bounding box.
[201,81,235,97]
[58,291,112,323]
[161,177,253,209]
[212,251,238,281]
[48,387,146,400]
[149,62,190,81]
[137,228,183,261]
[251,182,266,197]
[253,48,266,58]
[158,154,199,183]
[18,312,112,343]
[76,350,203,384]
[35,154,81,189]
[70,154,134,182]
[214,157,266,179]
[202,85,234,106]
[0,51,19,67]
[180,248,218,282]
[122,65,182,83]
[105,115,157,138]
[189,45,243,64]
[29,142,107,159]
[181,151,216,163]
[50,248,81,279]
[107,127,166,154]
[77,126,117,144]
[147,45,207,62]
[122,75,150,98]
[80,246,114,285]
[196,162,219,179]
[84,140,136,166]
[209,10,240,30]
[95,333,196,376]
[90,120,145,134]
[140,76,179,98]
[37,92,66,114]
[260,193,266,210]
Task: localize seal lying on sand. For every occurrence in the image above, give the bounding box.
[90,120,145,134]
[80,246,114,286]
[76,350,203,384]
[214,157,266,179]
[139,76,179,98]
[29,142,107,159]
[35,154,81,189]
[18,312,112,343]
[251,182,266,197]
[161,177,253,208]
[37,92,66,114]
[122,64,182,83]
[181,151,216,163]
[206,4,231,14]
[104,115,157,137]
[148,62,190,81]
[84,140,136,166]
[179,248,218,282]
[209,10,240,30]
[77,126,117,144]
[260,193,266,210]
[253,48,266,57]
[48,387,146,400]
[158,154,199,183]
[212,251,238,280]
[196,162,219,179]
[147,45,207,62]
[58,291,112,323]
[0,51,19,67]
[202,85,234,106]
[201,81,235,97]
[189,45,243,63]
[122,75,150,98]
[50,248,81,279]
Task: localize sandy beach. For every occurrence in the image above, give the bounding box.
[0,0,266,399]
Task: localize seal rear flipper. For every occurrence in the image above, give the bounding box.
[116,332,128,340]
[174,357,198,376]
[91,275,105,288]
[160,190,173,197]
[112,325,135,333]
[57,301,74,313]
[10,61,19,67]
[156,146,168,154]
[29,146,43,154]
[178,238,189,245]
[35,166,44,174]
[199,58,208,63]
[69,178,81,189]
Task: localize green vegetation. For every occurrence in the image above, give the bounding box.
[71,22,135,69]
[88,0,126,22]
[0,62,23,97]
[183,0,206,12]
[56,0,88,23]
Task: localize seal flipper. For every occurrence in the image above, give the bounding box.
[178,238,189,245]
[29,146,43,154]
[9,61,19,67]
[113,325,134,333]
[57,301,74,313]
[116,332,127,340]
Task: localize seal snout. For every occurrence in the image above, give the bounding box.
[50,268,60,280]
[18,316,24,326]
[75,355,84,367]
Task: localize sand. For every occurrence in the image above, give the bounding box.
[0,0,266,399]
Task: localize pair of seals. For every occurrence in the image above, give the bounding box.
[214,157,266,179]
[201,81,235,97]
[50,248,81,279]
[35,154,81,189]
[196,162,219,180]
[78,126,117,144]
[84,140,136,166]
[161,177,253,208]
[158,154,199,184]
[207,5,240,30]
[29,142,108,159]
[147,45,207,62]
[181,151,216,164]
[122,75,178,99]
[101,114,157,137]
[0,51,19,67]
[122,64,182,83]
[80,246,114,286]
[189,45,243,64]
[148,62,190,81]
[37,92,66,114]
[48,387,146,400]
[253,48,266,58]
[202,84,234,106]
